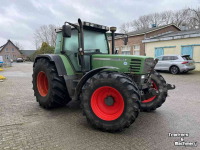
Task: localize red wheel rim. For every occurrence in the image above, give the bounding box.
[91,86,124,121]
[37,71,49,97]
[142,80,158,103]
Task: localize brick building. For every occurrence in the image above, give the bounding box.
[0,40,36,62]
[142,28,200,71]
[0,40,22,62]
[108,24,180,56]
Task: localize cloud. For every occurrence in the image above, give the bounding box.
[0,0,199,49]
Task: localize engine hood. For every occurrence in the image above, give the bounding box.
[91,54,154,74]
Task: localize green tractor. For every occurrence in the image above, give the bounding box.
[32,19,175,132]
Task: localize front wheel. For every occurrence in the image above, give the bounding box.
[81,71,141,132]
[141,71,168,112]
[170,66,179,75]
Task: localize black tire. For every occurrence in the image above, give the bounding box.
[32,58,71,109]
[81,71,141,132]
[141,71,168,112]
[170,66,179,75]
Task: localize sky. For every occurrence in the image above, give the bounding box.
[0,0,199,49]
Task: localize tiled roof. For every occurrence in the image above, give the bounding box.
[0,40,21,54]
[20,50,36,56]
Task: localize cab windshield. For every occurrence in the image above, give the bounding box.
[63,29,109,54]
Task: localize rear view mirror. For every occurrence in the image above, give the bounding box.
[62,25,71,37]
[124,36,128,45]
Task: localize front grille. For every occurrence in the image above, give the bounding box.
[129,59,141,73]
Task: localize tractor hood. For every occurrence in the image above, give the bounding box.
[91,54,154,74]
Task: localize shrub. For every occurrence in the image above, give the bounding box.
[29,42,55,61]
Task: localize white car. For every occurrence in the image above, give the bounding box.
[17,58,23,62]
[155,55,195,74]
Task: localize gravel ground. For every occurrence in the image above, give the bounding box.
[0,62,199,150]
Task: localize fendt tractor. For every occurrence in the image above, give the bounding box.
[32,19,175,132]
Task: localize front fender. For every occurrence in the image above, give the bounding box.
[68,66,118,105]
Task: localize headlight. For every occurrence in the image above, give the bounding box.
[141,75,145,79]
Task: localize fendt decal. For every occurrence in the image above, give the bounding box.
[93,58,127,61]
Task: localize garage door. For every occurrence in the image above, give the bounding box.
[181,46,193,58]
[155,48,164,58]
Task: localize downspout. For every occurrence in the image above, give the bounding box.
[144,34,146,56]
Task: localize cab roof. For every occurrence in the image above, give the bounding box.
[56,21,109,33]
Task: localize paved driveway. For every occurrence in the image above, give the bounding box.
[0,62,199,150]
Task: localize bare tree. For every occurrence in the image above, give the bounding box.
[161,11,173,25]
[14,42,24,50]
[31,38,40,50]
[189,7,200,29]
[33,24,57,48]
[171,8,190,27]
[130,15,150,30]
[119,22,131,33]
[149,13,163,26]
[120,7,200,33]
[49,25,57,47]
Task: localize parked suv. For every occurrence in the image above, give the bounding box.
[155,55,195,74]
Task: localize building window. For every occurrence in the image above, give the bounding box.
[115,47,119,54]
[5,55,9,59]
[133,45,140,55]
[134,50,140,55]
[6,48,8,52]
[12,48,14,52]
[122,46,131,55]
[134,45,140,49]
[122,51,130,55]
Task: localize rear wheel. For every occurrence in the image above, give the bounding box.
[141,71,168,112]
[81,71,140,132]
[32,58,71,109]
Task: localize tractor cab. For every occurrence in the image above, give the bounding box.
[55,21,110,73]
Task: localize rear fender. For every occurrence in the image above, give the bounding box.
[33,54,74,76]
[34,54,76,99]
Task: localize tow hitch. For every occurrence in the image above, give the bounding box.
[166,84,176,90]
